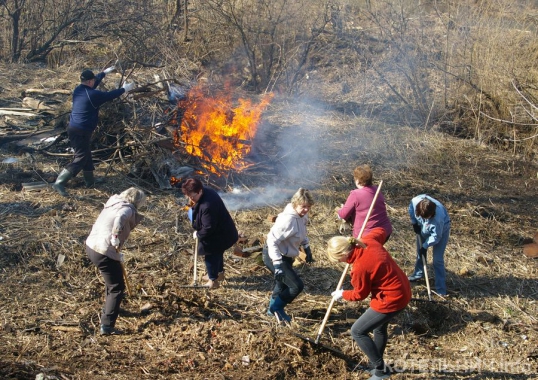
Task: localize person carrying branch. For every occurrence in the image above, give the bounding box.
[327,228,411,380]
[86,187,146,335]
[52,66,135,196]
[263,188,315,323]
[181,177,238,289]
[407,194,451,296]
[336,164,392,241]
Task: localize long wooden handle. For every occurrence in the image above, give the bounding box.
[315,180,384,344]
[121,262,132,297]
[418,234,432,301]
[193,237,199,285]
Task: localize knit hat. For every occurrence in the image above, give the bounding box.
[80,69,95,81]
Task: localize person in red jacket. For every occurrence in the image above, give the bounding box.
[327,227,411,380]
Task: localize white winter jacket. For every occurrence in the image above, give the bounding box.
[267,203,310,265]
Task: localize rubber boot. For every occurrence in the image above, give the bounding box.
[52,169,73,196]
[267,297,276,317]
[269,296,291,322]
[83,171,105,187]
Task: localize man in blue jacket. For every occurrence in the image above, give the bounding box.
[52,67,135,196]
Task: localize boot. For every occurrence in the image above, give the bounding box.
[52,169,73,196]
[267,297,276,317]
[83,171,104,187]
[269,296,291,322]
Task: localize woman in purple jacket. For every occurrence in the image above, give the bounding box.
[52,67,135,196]
[337,165,392,241]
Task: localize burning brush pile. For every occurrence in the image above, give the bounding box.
[165,83,273,186]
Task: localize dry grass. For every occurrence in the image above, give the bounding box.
[0,65,537,379]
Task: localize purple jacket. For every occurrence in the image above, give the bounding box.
[337,185,392,239]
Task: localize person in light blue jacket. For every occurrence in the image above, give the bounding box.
[408,194,451,296]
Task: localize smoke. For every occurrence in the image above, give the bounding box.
[220,100,324,211]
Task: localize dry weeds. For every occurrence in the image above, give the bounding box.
[0,66,537,380]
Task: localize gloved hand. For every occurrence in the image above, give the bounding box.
[412,223,421,234]
[331,288,343,300]
[103,66,115,74]
[303,245,314,263]
[110,234,120,248]
[122,81,135,93]
[119,253,125,263]
[193,230,198,239]
[419,247,427,258]
[274,264,284,282]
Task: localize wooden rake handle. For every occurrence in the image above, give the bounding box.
[121,261,132,297]
[193,237,199,285]
[418,234,432,301]
[315,180,384,344]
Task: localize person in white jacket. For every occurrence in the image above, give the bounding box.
[86,187,146,335]
[262,188,314,322]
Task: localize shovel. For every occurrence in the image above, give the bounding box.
[314,180,384,344]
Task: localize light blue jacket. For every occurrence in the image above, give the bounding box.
[409,195,450,249]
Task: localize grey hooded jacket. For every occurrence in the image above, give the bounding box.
[85,194,144,261]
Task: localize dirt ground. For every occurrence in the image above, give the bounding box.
[0,64,537,380]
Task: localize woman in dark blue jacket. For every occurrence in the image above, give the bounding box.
[182,177,238,288]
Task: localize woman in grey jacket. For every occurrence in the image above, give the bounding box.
[86,187,146,335]
[262,188,314,322]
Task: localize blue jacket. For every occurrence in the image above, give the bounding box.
[191,187,238,255]
[69,72,125,132]
[409,194,450,249]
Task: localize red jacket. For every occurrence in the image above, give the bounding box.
[342,228,411,313]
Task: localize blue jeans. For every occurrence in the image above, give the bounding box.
[351,307,404,369]
[203,252,224,281]
[262,247,304,304]
[413,223,451,295]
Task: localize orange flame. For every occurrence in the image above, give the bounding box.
[174,84,273,174]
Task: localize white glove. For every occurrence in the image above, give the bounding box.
[119,253,125,263]
[103,66,115,74]
[122,82,135,93]
[193,231,198,239]
[331,289,344,300]
[110,234,120,247]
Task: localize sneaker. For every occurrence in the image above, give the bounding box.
[408,273,424,282]
[202,272,225,282]
[99,325,123,335]
[368,367,391,380]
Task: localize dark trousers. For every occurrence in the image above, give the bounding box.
[262,247,304,304]
[86,247,125,327]
[66,126,94,176]
[203,251,224,281]
[351,307,404,369]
